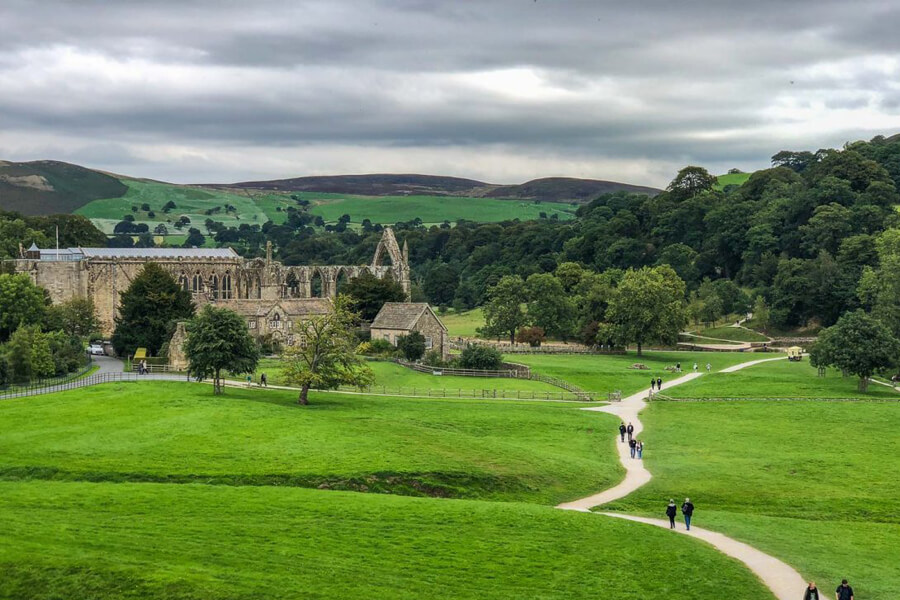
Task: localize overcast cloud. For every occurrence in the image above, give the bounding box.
[1,0,899,186]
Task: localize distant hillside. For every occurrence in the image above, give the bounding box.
[0,160,127,215]
[227,174,661,203]
[484,177,661,201]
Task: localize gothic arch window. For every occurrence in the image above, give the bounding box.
[210,274,219,300]
[222,273,232,300]
[192,272,202,293]
[178,272,189,292]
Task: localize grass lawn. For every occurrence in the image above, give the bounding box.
[0,480,773,600]
[689,326,769,343]
[715,172,752,190]
[76,179,266,235]
[439,307,485,337]
[606,399,900,600]
[508,351,759,395]
[301,192,576,225]
[0,381,620,504]
[251,358,561,393]
[666,358,900,399]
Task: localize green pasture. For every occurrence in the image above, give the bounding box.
[300,192,577,225]
[251,358,560,393]
[76,179,266,235]
[715,172,752,190]
[0,381,620,504]
[665,358,899,399]
[508,351,758,395]
[688,326,769,343]
[434,308,485,337]
[608,398,900,600]
[0,481,773,600]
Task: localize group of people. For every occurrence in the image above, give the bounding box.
[618,422,644,459]
[803,579,855,600]
[665,498,693,530]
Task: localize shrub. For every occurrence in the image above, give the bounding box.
[458,344,502,370]
[364,338,398,357]
[257,334,283,356]
[397,331,426,361]
[422,350,447,368]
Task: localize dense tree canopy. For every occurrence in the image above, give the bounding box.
[0,273,46,342]
[342,272,406,321]
[184,305,260,394]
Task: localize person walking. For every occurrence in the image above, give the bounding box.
[693,362,698,373]
[706,362,711,373]
[260,372,268,387]
[803,582,820,600]
[666,500,677,529]
[657,377,662,390]
[676,362,681,372]
[619,423,626,442]
[650,378,656,391]
[835,580,854,600]
[629,438,637,458]
[636,440,643,459]
[626,422,634,441]
[681,498,694,530]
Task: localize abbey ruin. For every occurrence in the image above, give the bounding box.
[7,228,411,346]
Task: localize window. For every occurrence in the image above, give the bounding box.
[210,275,219,300]
[222,273,232,300]
[248,320,257,329]
[425,336,433,349]
[269,313,282,329]
[192,273,202,293]
[178,273,189,292]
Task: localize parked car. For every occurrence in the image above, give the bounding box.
[88,344,105,356]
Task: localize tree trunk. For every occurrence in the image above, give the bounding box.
[636,341,643,357]
[858,376,869,393]
[298,384,310,405]
[214,369,222,395]
[509,330,515,345]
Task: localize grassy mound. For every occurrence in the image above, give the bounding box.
[0,382,620,504]
[0,481,773,600]
[689,326,769,343]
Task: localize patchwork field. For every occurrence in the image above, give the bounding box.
[0,481,772,600]
[608,396,900,599]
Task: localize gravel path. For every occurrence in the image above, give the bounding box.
[557,355,807,600]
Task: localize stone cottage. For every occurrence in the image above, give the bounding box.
[370,303,449,359]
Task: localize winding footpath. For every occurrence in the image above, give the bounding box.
[557,355,808,600]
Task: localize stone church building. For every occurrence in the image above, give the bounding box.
[8,228,411,348]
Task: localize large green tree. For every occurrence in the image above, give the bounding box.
[111,263,194,357]
[606,265,687,356]
[184,305,260,395]
[810,310,900,392]
[481,275,527,344]
[281,296,374,405]
[524,273,576,340]
[44,297,99,338]
[0,273,46,342]
[858,228,900,338]
[342,271,406,321]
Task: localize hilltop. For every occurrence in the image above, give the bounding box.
[227,173,661,201]
[0,160,127,215]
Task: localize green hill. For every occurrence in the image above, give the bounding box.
[715,171,753,189]
[0,160,127,215]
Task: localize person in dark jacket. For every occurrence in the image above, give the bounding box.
[681,498,694,530]
[835,580,854,600]
[619,423,626,442]
[650,378,656,391]
[666,500,677,529]
[803,582,820,600]
[657,377,662,390]
[629,437,637,458]
[626,422,634,441]
[260,372,268,387]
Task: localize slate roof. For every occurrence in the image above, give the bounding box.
[371,302,446,331]
[227,298,333,317]
[77,247,239,259]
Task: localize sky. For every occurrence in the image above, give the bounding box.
[1,0,899,187]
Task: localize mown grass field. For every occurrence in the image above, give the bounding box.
[252,358,561,393]
[715,172,752,190]
[688,325,769,343]
[666,358,899,399]
[0,381,620,503]
[300,192,577,225]
[607,397,900,600]
[77,179,266,235]
[0,480,773,600]
[508,351,758,395]
[439,308,486,337]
